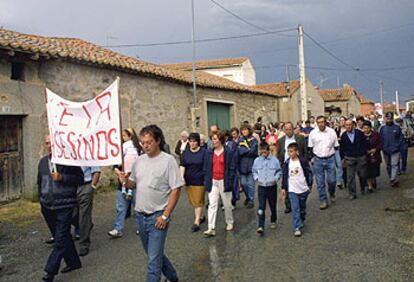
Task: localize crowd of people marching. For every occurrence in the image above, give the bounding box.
[37,111,414,282]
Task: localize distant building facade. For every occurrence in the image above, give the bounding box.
[252,79,325,122]
[319,84,361,116]
[163,57,256,86]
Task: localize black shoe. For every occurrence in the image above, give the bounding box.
[79,248,89,257]
[191,224,200,232]
[42,273,54,281]
[45,237,54,244]
[284,208,292,214]
[246,202,254,209]
[244,199,249,206]
[348,195,357,200]
[368,188,374,194]
[61,264,82,274]
[199,216,206,224]
[74,233,80,241]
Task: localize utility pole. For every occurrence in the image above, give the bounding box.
[395,90,400,114]
[190,0,197,130]
[336,75,340,88]
[379,81,384,105]
[298,24,308,121]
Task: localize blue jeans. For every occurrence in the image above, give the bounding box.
[288,191,310,231]
[240,173,255,203]
[313,156,336,203]
[114,190,135,232]
[257,185,277,228]
[400,142,409,173]
[334,150,343,184]
[136,211,177,282]
[384,152,400,182]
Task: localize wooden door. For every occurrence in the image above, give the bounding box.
[0,116,23,201]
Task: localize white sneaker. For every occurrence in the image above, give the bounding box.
[294,229,302,237]
[204,229,216,237]
[270,222,277,229]
[108,229,123,238]
[226,224,234,231]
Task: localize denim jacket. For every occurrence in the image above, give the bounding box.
[252,155,281,187]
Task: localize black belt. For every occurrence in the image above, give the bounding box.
[315,154,335,160]
[138,211,158,217]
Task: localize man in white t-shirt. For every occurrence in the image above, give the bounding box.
[308,116,339,210]
[122,125,184,282]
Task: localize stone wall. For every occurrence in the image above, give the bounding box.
[196,88,278,134]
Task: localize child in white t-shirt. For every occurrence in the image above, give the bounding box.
[281,142,313,237]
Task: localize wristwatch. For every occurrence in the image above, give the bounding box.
[161,214,170,222]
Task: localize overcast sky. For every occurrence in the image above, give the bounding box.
[1,0,414,102]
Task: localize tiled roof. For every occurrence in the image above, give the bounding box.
[251,80,300,97]
[382,103,406,113]
[319,86,356,102]
[357,94,374,104]
[162,57,249,71]
[0,29,273,96]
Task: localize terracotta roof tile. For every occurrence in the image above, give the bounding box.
[0,29,272,96]
[319,85,356,102]
[162,57,249,71]
[251,80,300,97]
[357,94,374,104]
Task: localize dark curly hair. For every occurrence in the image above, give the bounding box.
[139,124,167,152]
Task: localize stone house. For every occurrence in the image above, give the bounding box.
[319,84,361,116]
[163,57,256,86]
[0,28,281,201]
[252,79,325,122]
[357,94,375,116]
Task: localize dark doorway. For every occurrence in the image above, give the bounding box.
[0,116,24,201]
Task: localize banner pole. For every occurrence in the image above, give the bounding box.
[116,77,125,170]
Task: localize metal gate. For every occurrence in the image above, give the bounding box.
[0,116,23,201]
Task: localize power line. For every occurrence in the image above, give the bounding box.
[208,0,295,37]
[322,22,414,45]
[209,0,269,32]
[303,31,359,71]
[105,27,297,48]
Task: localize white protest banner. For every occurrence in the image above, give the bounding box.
[46,78,122,166]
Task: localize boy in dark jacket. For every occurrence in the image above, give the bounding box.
[38,135,84,282]
[281,143,313,237]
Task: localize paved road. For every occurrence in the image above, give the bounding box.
[1,152,413,282]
